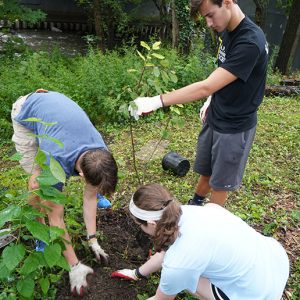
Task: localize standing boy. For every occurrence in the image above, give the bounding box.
[129,0,268,206]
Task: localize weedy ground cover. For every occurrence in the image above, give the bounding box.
[111,95,299,300]
[0,45,298,299]
[0,94,298,299]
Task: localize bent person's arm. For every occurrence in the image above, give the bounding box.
[83,184,98,237]
[83,184,109,264]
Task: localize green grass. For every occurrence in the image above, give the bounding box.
[0,43,299,300]
[107,95,300,299]
[0,95,299,299]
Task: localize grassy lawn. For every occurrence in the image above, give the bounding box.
[107,95,300,299]
[0,95,299,299]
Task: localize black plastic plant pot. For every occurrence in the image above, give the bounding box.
[162,151,190,177]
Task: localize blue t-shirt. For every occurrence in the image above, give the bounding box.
[207,16,268,133]
[159,204,289,299]
[15,91,107,178]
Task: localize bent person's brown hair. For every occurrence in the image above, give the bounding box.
[132,183,182,252]
[80,149,118,195]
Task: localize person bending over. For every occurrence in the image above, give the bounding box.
[11,89,118,296]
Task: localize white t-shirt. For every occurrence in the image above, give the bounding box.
[159,204,289,300]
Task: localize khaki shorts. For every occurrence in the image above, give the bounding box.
[11,94,39,174]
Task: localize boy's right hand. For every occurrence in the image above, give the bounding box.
[128,95,163,120]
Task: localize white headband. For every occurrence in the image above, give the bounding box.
[129,196,165,221]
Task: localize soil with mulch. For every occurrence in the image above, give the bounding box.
[55,203,299,300]
[55,208,154,300]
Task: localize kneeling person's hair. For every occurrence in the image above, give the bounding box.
[80,149,118,195]
[133,183,182,251]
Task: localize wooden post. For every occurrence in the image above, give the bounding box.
[15,20,20,30]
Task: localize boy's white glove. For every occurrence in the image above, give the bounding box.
[69,262,94,296]
[88,238,109,265]
[111,269,138,281]
[128,95,163,120]
[199,95,212,123]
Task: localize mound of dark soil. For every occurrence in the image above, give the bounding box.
[56,208,153,300]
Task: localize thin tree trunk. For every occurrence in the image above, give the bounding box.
[274,0,300,74]
[93,0,105,51]
[171,0,178,48]
[253,0,268,30]
[290,23,300,66]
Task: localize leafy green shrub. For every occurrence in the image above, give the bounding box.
[0,120,69,299]
[0,41,285,136]
[0,118,12,142]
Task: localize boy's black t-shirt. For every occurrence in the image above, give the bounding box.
[207,16,268,133]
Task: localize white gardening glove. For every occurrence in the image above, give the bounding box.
[69,262,94,296]
[111,269,138,281]
[128,95,163,120]
[199,95,212,123]
[88,238,109,266]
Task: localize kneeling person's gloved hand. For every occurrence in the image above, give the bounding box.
[88,238,109,265]
[69,262,94,296]
[128,95,163,120]
[111,267,148,280]
[111,269,138,281]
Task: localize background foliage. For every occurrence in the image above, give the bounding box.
[0,43,216,142]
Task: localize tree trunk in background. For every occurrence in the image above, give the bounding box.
[171,0,178,48]
[93,0,105,51]
[289,23,300,68]
[253,0,268,30]
[152,0,171,41]
[274,0,300,74]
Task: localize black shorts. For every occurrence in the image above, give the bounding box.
[211,283,230,300]
[194,123,256,191]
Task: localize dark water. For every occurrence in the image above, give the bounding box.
[15,29,88,56]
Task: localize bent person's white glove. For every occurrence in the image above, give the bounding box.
[88,238,109,265]
[111,269,138,281]
[69,262,94,296]
[128,95,163,120]
[199,95,212,123]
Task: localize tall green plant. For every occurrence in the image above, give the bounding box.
[0,119,69,299]
[119,40,182,184]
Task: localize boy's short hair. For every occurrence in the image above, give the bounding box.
[80,149,118,195]
[190,0,238,20]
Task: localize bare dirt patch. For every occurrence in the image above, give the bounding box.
[55,208,153,300]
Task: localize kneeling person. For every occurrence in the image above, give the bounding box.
[114,184,289,300]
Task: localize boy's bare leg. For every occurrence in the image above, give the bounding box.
[195,176,228,206]
[195,175,211,198]
[210,190,228,207]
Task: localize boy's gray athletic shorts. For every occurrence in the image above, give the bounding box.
[194,123,256,191]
